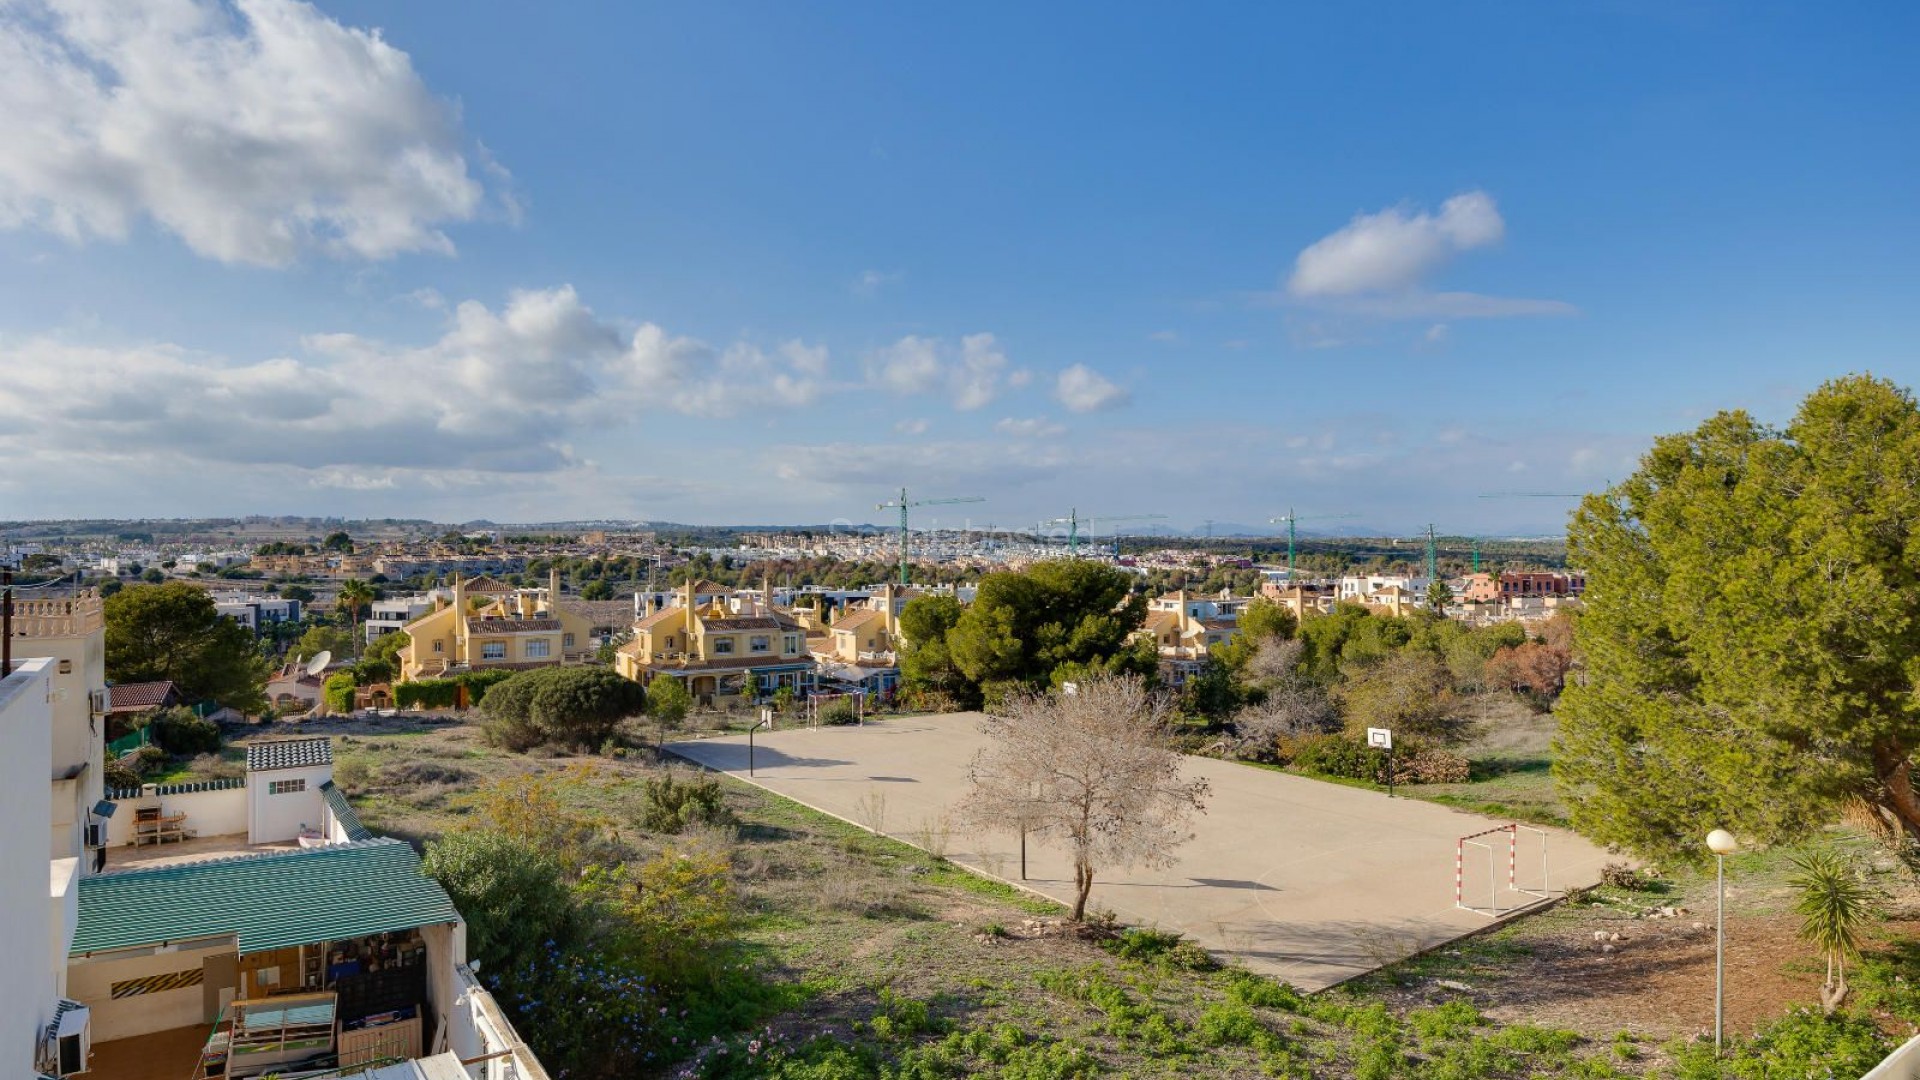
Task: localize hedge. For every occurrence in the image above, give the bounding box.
[394,668,523,711]
[323,672,357,714]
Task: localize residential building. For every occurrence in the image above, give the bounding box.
[1459,571,1585,603]
[1337,573,1433,604]
[808,584,915,696]
[1135,589,1242,685]
[366,595,434,644]
[396,572,595,683]
[7,587,109,875]
[614,580,813,704]
[212,592,303,632]
[3,636,550,1078]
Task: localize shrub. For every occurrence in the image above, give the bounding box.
[1100,927,1219,971]
[144,706,222,755]
[1393,746,1471,784]
[395,678,461,710]
[1197,1001,1265,1046]
[482,667,647,751]
[322,672,356,714]
[1599,862,1648,890]
[423,829,582,974]
[640,771,732,834]
[817,696,859,725]
[1288,734,1387,781]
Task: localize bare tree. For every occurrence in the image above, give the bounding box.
[958,675,1209,921]
[1228,639,1338,762]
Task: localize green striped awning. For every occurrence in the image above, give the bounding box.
[74,839,458,956]
[321,780,371,841]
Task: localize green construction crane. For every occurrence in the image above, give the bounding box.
[1043,509,1169,557]
[875,488,984,585]
[1267,508,1359,576]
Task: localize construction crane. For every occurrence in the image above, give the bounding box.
[875,488,985,586]
[1042,509,1169,557]
[1267,508,1360,576]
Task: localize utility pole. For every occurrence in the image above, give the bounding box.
[1426,524,1438,582]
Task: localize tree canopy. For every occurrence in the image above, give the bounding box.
[1558,375,1920,863]
[105,582,270,710]
[936,560,1150,706]
[482,666,647,751]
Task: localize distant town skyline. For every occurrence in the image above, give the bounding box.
[2,2,1916,532]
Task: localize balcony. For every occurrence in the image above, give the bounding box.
[11,592,104,638]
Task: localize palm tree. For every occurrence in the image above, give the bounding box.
[1787,849,1884,1013]
[336,579,375,654]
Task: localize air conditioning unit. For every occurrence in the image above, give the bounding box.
[84,820,108,849]
[88,688,109,717]
[42,1000,90,1077]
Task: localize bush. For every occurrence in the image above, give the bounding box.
[640,772,732,834]
[143,706,222,755]
[482,667,647,751]
[1100,927,1219,971]
[422,829,583,975]
[1288,734,1388,781]
[1393,746,1471,784]
[395,678,460,710]
[1599,862,1649,890]
[817,697,858,725]
[322,672,356,714]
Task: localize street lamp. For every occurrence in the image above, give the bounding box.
[1706,828,1739,1051]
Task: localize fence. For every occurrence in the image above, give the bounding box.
[106,727,152,757]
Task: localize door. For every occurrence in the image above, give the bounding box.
[203,953,238,1022]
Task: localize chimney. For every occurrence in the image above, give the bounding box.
[549,567,561,609]
[453,575,466,617]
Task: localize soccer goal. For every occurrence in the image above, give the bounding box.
[805,689,867,727]
[1455,823,1552,916]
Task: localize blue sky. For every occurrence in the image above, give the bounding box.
[1,1,1915,534]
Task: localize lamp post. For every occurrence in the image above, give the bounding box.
[748,708,772,777]
[1706,828,1739,1052]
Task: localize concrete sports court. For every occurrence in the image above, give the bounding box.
[671,712,1612,991]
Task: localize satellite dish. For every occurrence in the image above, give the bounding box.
[307,650,333,676]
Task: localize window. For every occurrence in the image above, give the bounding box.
[433,640,445,654]
[785,634,800,653]
[712,637,734,655]
[749,635,770,653]
[59,659,73,674]
[563,633,575,648]
[526,639,551,659]
[481,642,507,660]
[269,779,306,795]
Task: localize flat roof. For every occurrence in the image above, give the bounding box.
[73,838,458,956]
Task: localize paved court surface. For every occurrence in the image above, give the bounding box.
[670,712,1612,991]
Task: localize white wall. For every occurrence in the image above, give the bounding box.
[104,786,248,848]
[247,765,331,844]
[66,940,232,1042]
[0,658,58,1076]
[35,629,105,870]
[1864,1034,1920,1080]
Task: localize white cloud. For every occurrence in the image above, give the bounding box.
[867,332,1017,410]
[1424,323,1450,345]
[893,418,929,436]
[850,269,901,297]
[0,285,830,487]
[1282,191,1571,322]
[994,416,1066,438]
[1290,192,1503,297]
[0,0,496,265]
[1054,364,1130,413]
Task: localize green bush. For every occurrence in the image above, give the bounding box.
[143,706,222,755]
[1287,734,1387,781]
[1100,927,1219,971]
[1665,1008,1891,1079]
[639,772,732,834]
[482,667,647,751]
[422,829,582,974]
[323,672,356,713]
[395,678,460,710]
[817,696,859,725]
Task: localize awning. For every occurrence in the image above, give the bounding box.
[73,839,458,956]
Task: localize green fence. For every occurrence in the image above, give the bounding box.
[107,726,152,757]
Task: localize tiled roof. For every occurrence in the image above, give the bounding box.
[246,737,332,772]
[634,606,684,631]
[832,609,886,633]
[702,616,783,631]
[463,575,515,594]
[107,680,177,713]
[556,599,632,625]
[320,780,371,841]
[465,617,563,633]
[73,838,457,956]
